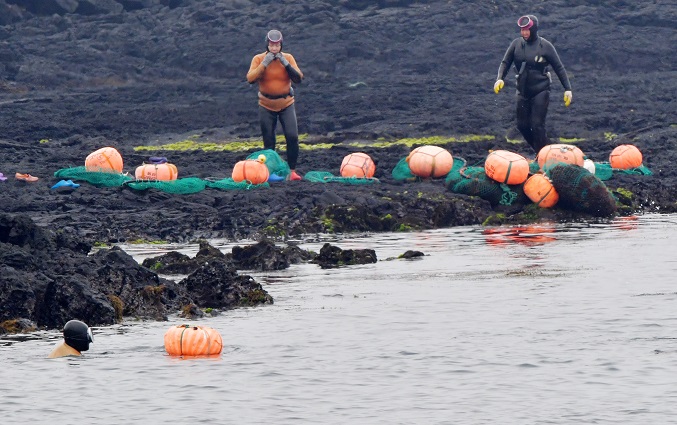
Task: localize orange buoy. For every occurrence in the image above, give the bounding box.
[523,174,559,208]
[135,163,178,181]
[609,144,643,169]
[85,147,123,173]
[406,145,453,178]
[537,144,584,169]
[164,324,223,356]
[232,159,269,184]
[484,150,529,184]
[340,152,375,178]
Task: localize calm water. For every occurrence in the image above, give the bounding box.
[2,214,677,424]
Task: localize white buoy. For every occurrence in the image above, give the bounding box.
[583,158,596,174]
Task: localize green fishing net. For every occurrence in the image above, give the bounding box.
[205,178,269,190]
[125,177,207,194]
[591,162,652,181]
[54,166,133,187]
[304,171,380,184]
[445,158,527,206]
[246,149,290,178]
[546,163,616,216]
[391,157,418,182]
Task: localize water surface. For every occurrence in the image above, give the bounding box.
[3,214,676,424]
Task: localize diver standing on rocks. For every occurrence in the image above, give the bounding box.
[48,320,93,358]
[494,15,573,153]
[247,29,305,181]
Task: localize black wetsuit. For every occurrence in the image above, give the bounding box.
[497,32,571,153]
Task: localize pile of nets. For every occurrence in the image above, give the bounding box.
[444,158,530,206]
[247,149,290,179]
[546,163,617,216]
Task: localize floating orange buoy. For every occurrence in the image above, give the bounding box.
[340,152,375,178]
[609,144,643,169]
[523,174,559,208]
[537,144,584,169]
[484,150,529,184]
[135,163,178,181]
[232,159,270,184]
[406,145,453,178]
[85,147,123,173]
[164,324,223,356]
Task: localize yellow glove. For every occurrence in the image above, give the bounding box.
[564,90,572,107]
[493,79,504,94]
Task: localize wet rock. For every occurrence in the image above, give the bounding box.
[231,239,290,271]
[400,250,424,259]
[180,259,273,309]
[312,243,377,269]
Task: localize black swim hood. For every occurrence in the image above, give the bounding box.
[265,29,283,51]
[525,15,538,40]
[63,320,93,352]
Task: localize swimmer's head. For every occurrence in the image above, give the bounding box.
[63,320,93,352]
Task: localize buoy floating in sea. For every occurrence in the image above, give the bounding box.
[164,324,223,356]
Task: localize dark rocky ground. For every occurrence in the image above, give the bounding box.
[0,1,675,331]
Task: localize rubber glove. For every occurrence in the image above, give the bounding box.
[262,52,275,67]
[494,79,504,94]
[563,90,573,107]
[275,53,290,67]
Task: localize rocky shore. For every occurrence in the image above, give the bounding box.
[0,0,674,332]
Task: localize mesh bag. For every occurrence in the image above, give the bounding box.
[546,164,616,216]
[391,157,418,182]
[247,149,290,178]
[304,171,380,185]
[445,158,527,206]
[125,177,207,194]
[54,166,133,187]
[206,177,269,190]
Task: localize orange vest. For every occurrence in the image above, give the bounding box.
[246,52,303,112]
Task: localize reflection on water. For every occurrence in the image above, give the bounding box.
[3,214,677,424]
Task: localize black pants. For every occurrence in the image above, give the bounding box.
[259,104,299,169]
[516,90,550,153]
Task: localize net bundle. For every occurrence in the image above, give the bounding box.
[546,163,617,216]
[246,149,290,178]
[445,158,527,206]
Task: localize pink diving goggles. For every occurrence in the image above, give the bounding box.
[517,16,534,29]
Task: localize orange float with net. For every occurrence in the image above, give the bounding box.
[406,145,453,178]
[340,152,375,178]
[484,150,529,184]
[537,144,584,169]
[164,324,223,356]
[609,144,643,169]
[135,163,178,181]
[232,157,270,184]
[523,173,559,208]
[85,147,123,173]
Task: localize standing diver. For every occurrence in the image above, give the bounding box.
[246,29,304,181]
[48,319,94,358]
[493,15,573,153]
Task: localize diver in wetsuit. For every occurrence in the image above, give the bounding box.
[246,29,305,181]
[48,319,94,358]
[494,15,573,153]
